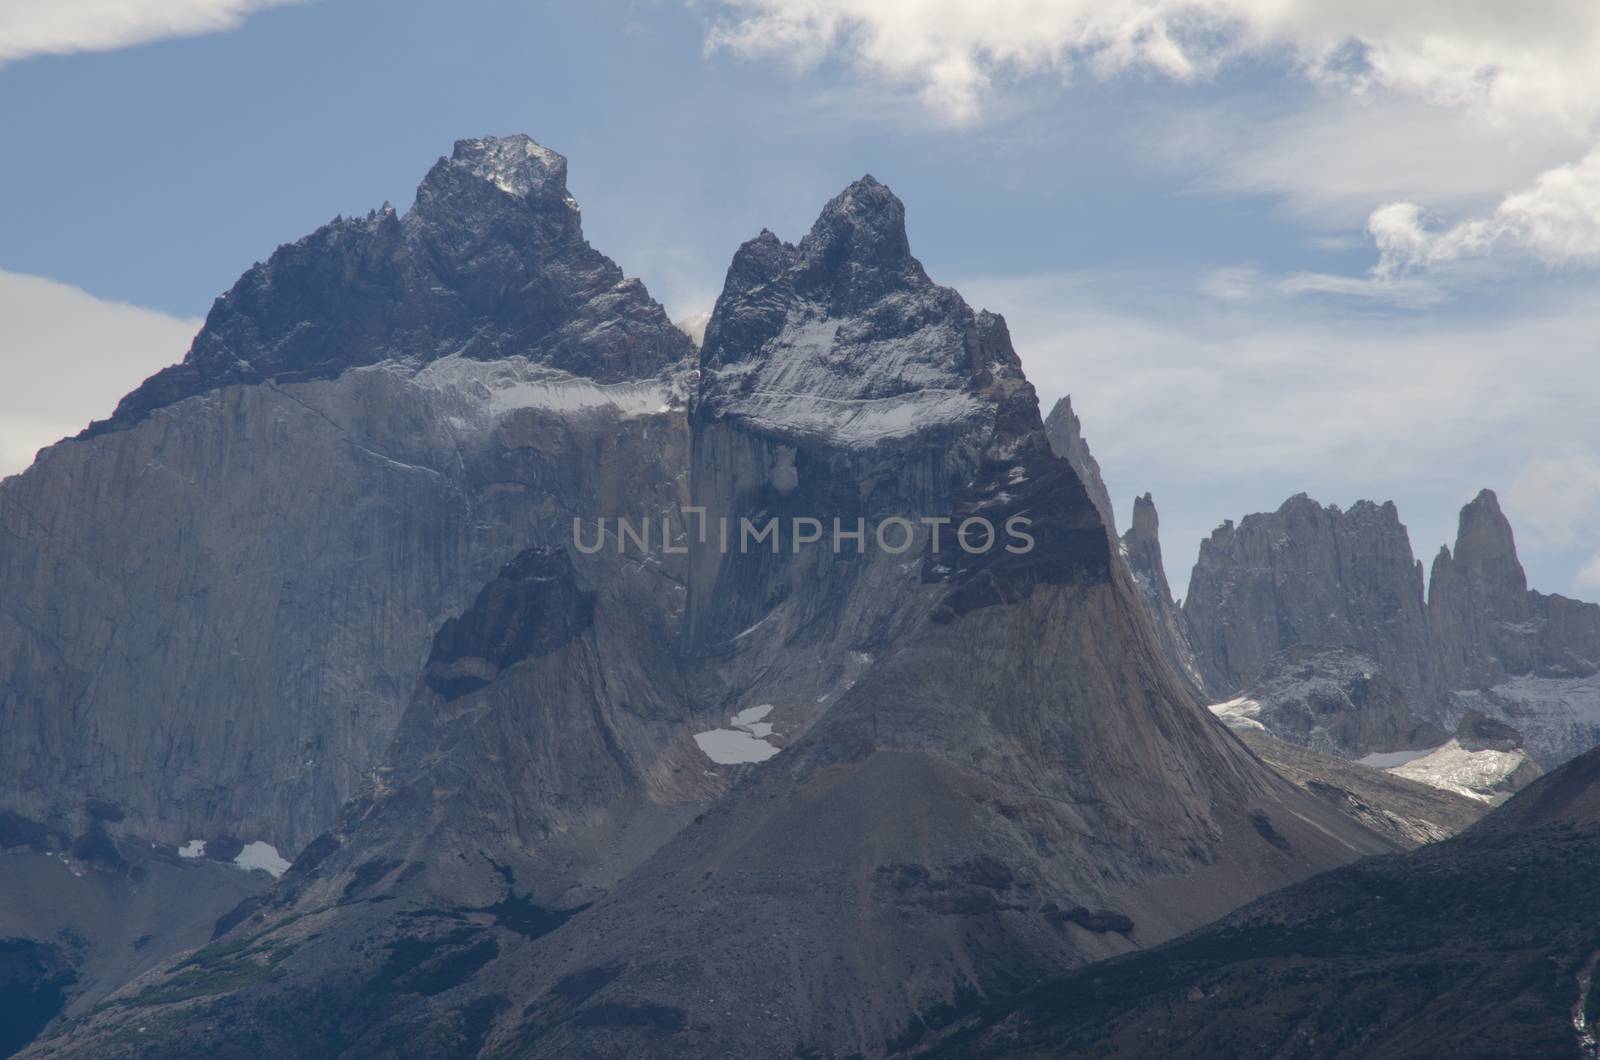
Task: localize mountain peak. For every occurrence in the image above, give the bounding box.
[1130,492,1159,543]
[86,134,687,436]
[1451,487,1525,585]
[448,134,573,204]
[798,174,915,276]
[1043,395,1116,534]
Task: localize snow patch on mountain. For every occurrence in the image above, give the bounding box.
[1207,696,1266,732]
[234,841,291,877]
[694,704,781,764]
[706,304,988,446]
[1358,749,1433,768]
[1387,739,1532,803]
[1449,674,1600,768]
[409,355,676,425]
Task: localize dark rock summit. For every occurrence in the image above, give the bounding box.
[92,135,686,436]
[424,547,597,699]
[1043,396,1116,536]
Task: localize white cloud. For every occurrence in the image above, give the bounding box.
[705,1,1600,277]
[705,1,1600,129]
[0,0,305,66]
[0,270,197,478]
[1196,266,1258,301]
[1579,556,1600,591]
[1372,146,1600,275]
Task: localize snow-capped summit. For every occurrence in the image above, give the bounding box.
[448,134,572,202]
[697,175,1007,447]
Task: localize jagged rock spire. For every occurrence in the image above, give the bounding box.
[1044,396,1116,536]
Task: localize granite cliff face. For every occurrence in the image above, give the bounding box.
[1206,645,1444,759]
[0,135,694,855]
[1182,494,1436,710]
[1178,487,1600,773]
[1431,489,1600,764]
[24,160,1401,1060]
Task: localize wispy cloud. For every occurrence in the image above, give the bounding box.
[1277,271,1446,308]
[1150,97,1586,229]
[0,270,198,477]
[1507,453,1600,550]
[950,264,1600,596]
[0,0,306,66]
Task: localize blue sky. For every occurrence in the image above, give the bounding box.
[3,0,1599,602]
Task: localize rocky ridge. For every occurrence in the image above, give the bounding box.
[1179,488,1600,771]
[1182,494,1436,710]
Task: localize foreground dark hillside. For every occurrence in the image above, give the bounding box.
[920,747,1600,1059]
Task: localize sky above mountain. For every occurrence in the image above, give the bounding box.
[2,0,1598,599]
